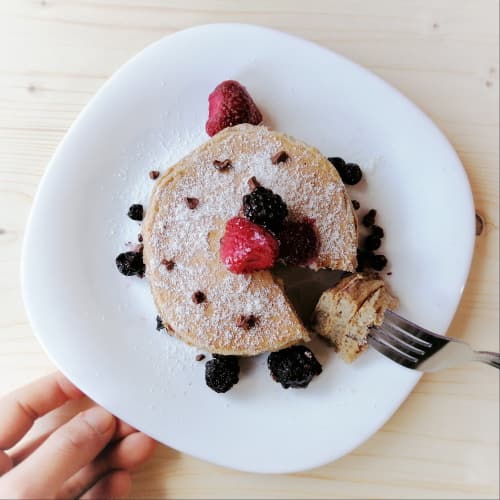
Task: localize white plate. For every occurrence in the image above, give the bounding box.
[21,24,475,474]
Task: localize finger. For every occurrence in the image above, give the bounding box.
[57,432,156,498]
[0,372,83,450]
[2,406,116,498]
[10,399,93,466]
[114,420,137,441]
[80,470,131,500]
[0,450,13,476]
[11,411,135,467]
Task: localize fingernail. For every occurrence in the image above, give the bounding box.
[82,406,114,434]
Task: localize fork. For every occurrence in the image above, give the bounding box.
[368,309,500,371]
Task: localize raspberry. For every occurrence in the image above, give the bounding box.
[267,346,322,389]
[220,217,279,274]
[278,219,318,266]
[328,157,363,185]
[115,251,145,277]
[242,186,288,233]
[206,80,263,137]
[205,356,240,393]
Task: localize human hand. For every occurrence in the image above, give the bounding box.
[0,372,156,499]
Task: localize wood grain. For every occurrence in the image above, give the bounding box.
[0,1,498,498]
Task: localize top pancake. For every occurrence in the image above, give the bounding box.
[142,124,357,355]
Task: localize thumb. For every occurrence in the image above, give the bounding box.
[3,406,116,498]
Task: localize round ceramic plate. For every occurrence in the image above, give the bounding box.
[22,24,474,474]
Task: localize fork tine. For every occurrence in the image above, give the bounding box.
[381,319,431,350]
[372,325,425,356]
[367,332,418,369]
[384,310,438,347]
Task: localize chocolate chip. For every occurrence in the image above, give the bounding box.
[352,200,360,210]
[161,259,175,270]
[236,314,258,331]
[156,315,165,331]
[271,150,289,165]
[195,354,206,361]
[362,209,377,228]
[248,176,261,190]
[149,170,160,180]
[213,159,233,171]
[192,291,206,304]
[185,197,199,209]
[138,233,143,242]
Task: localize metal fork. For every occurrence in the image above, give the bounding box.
[368,309,500,371]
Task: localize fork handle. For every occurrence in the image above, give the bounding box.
[475,351,500,369]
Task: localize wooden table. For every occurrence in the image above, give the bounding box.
[0,1,498,498]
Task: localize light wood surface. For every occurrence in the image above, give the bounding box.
[0,1,498,498]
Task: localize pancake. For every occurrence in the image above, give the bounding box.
[142,124,357,355]
[313,272,398,362]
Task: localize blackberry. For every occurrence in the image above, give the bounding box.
[242,186,288,233]
[127,204,144,221]
[278,220,318,266]
[115,251,145,277]
[212,354,239,366]
[328,157,345,170]
[328,158,362,185]
[352,199,360,210]
[362,209,377,228]
[156,315,165,331]
[371,224,384,239]
[369,254,388,271]
[356,248,369,272]
[205,356,240,393]
[267,345,322,389]
[363,234,381,251]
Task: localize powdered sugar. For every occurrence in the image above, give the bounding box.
[143,125,356,355]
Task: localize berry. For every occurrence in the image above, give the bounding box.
[115,251,145,277]
[242,186,288,233]
[220,217,279,274]
[213,354,239,366]
[205,356,240,393]
[352,199,360,210]
[156,315,165,331]
[371,224,384,239]
[369,254,388,271]
[328,157,345,170]
[267,345,322,389]
[356,248,369,272]
[362,209,377,227]
[278,220,318,266]
[363,234,381,251]
[328,157,363,185]
[127,204,144,221]
[206,80,263,137]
